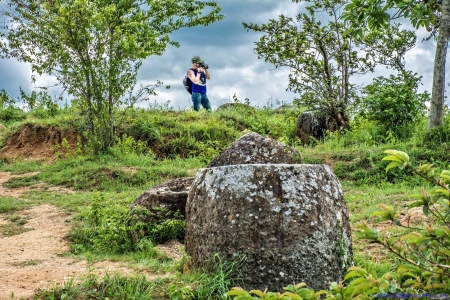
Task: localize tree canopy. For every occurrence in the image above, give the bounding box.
[243,0,416,129]
[342,0,449,131]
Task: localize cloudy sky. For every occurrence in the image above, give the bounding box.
[0,0,442,110]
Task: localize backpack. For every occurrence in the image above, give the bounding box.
[183,68,195,95]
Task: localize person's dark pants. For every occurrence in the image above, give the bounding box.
[192,92,211,111]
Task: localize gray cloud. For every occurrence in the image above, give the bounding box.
[0,58,32,97]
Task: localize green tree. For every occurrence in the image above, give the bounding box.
[243,0,415,129]
[359,71,429,134]
[0,0,223,154]
[342,0,448,131]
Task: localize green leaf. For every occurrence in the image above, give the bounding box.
[227,289,250,296]
[386,161,402,172]
[397,264,420,275]
[344,269,368,280]
[417,10,424,19]
[384,150,409,163]
[283,292,302,300]
[351,282,372,297]
[382,271,401,282]
[435,188,450,197]
[313,291,328,298]
[381,155,404,163]
[400,232,422,241]
[249,290,265,297]
[343,28,354,37]
[408,200,425,209]
[403,278,419,286]
[423,205,429,216]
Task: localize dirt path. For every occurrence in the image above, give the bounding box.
[0,172,178,300]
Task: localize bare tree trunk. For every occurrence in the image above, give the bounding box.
[428,0,450,130]
[334,110,349,130]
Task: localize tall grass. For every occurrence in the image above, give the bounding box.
[34,272,160,300]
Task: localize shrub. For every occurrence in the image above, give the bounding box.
[69,193,136,254]
[0,106,26,123]
[20,88,60,117]
[0,89,26,122]
[424,108,450,146]
[70,193,187,254]
[359,71,428,138]
[136,207,186,245]
[355,150,450,292]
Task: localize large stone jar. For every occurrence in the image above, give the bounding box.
[185,164,352,291]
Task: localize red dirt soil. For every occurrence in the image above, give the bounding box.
[0,124,80,163]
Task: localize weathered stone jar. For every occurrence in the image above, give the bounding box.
[185,164,352,291]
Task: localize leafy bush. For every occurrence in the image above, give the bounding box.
[359,71,429,138]
[0,106,27,123]
[69,193,136,254]
[70,193,187,254]
[130,118,163,145]
[129,207,186,245]
[51,137,84,160]
[19,87,60,117]
[0,89,26,122]
[109,134,153,157]
[424,108,450,146]
[149,217,185,245]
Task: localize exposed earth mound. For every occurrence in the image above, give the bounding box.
[0,124,80,162]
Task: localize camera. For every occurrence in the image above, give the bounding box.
[199,62,209,69]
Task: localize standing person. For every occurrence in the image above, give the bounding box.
[188,56,211,111]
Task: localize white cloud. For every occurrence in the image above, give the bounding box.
[253,1,305,22]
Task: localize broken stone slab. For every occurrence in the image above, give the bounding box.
[129,177,195,218]
[185,164,352,291]
[128,177,194,243]
[207,132,302,168]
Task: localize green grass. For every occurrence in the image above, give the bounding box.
[31,254,242,300]
[9,259,43,267]
[3,174,41,188]
[1,154,203,193]
[0,214,33,236]
[344,182,418,223]
[0,159,45,173]
[34,272,163,300]
[0,196,32,213]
